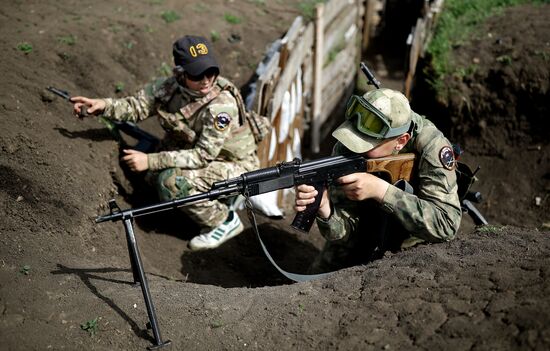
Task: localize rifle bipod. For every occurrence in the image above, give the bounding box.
[111,200,172,350]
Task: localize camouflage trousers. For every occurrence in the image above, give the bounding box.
[150,155,259,230]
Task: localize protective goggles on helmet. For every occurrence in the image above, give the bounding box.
[345,94,411,139]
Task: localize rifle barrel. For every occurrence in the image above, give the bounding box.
[360,62,381,89]
[95,184,240,223]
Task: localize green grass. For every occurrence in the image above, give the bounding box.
[224,13,242,24]
[57,34,76,46]
[248,0,266,5]
[496,54,512,65]
[19,265,31,275]
[534,49,550,61]
[192,3,207,13]
[161,10,180,23]
[211,320,223,328]
[114,82,125,93]
[297,0,327,21]
[476,225,504,233]
[80,317,99,336]
[210,30,221,42]
[426,0,549,95]
[157,62,172,77]
[145,24,155,33]
[17,42,33,54]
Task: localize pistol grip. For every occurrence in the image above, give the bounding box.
[79,106,89,117]
[291,182,324,233]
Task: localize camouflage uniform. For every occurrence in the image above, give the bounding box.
[313,112,462,271]
[101,76,259,230]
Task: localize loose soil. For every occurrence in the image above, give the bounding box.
[1,1,549,350]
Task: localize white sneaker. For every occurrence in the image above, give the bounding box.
[188,212,244,251]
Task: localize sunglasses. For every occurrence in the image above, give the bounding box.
[185,68,218,82]
[345,95,411,139]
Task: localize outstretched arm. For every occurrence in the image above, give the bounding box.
[70,96,106,117]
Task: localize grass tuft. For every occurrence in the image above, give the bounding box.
[224,13,242,24]
[161,10,180,23]
[425,0,548,96]
[17,42,33,54]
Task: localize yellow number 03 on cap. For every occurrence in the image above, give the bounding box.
[189,43,208,57]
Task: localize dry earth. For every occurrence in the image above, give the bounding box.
[1,1,549,350]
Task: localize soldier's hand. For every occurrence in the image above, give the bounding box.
[121,149,149,172]
[70,96,106,117]
[294,184,330,219]
[338,173,389,202]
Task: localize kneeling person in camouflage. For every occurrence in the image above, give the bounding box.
[72,35,259,250]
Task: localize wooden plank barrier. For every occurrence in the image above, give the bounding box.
[245,0,367,212]
[246,0,443,212]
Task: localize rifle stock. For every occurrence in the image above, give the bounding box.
[290,153,415,232]
[365,153,415,184]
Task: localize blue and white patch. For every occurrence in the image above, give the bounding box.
[439,146,456,170]
[214,112,231,131]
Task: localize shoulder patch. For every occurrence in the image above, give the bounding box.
[214,112,232,131]
[439,146,456,170]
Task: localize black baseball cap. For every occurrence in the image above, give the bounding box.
[172,35,220,76]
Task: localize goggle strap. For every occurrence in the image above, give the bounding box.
[383,121,412,138]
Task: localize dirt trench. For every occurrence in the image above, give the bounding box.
[0,1,549,350]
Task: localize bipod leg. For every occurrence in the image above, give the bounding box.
[124,219,140,283]
[123,218,171,349]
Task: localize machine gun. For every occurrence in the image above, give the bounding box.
[95,152,415,349]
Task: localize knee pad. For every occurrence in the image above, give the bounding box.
[156,168,192,200]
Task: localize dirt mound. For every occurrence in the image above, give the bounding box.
[437,4,549,153]
[1,2,549,350]
[414,4,549,230]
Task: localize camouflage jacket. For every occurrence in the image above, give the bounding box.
[317,113,462,244]
[101,76,257,171]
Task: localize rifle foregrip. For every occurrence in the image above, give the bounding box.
[291,182,324,233]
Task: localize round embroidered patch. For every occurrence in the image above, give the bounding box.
[214,112,231,131]
[439,146,456,170]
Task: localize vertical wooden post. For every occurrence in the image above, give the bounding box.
[312,3,324,154]
[362,0,376,52]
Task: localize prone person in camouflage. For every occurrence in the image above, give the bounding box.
[295,88,462,272]
[71,35,259,251]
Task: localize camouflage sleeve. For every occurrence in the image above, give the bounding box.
[380,136,462,242]
[101,79,162,122]
[316,200,360,241]
[147,91,238,170]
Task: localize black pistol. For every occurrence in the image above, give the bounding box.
[46,86,88,117]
